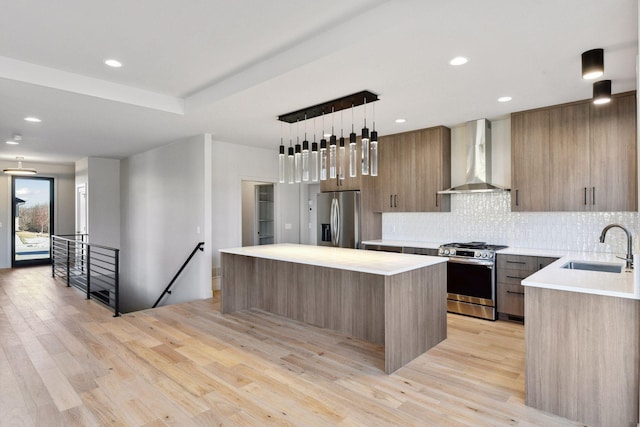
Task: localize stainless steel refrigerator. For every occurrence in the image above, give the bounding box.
[317,191,361,248]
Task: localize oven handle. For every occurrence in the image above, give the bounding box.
[445,257,494,267]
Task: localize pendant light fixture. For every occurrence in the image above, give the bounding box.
[278,122,285,183]
[582,48,604,80]
[349,104,357,178]
[593,80,611,105]
[4,157,37,175]
[329,107,337,179]
[287,143,294,184]
[302,115,310,182]
[320,113,327,181]
[361,98,370,176]
[311,116,319,182]
[339,110,346,180]
[294,120,302,183]
[276,90,380,183]
[370,102,378,177]
[278,142,285,183]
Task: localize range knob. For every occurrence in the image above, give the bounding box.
[482,252,489,258]
[443,249,449,255]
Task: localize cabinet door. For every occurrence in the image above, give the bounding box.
[549,103,590,211]
[375,134,396,212]
[414,127,451,212]
[590,92,637,211]
[536,257,558,270]
[393,131,416,211]
[511,110,550,211]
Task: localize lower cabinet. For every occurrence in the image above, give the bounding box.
[496,254,557,321]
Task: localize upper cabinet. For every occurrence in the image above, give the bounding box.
[375,126,451,212]
[511,91,637,212]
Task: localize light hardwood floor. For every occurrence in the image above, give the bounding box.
[0,266,583,426]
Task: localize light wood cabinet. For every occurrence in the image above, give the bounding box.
[496,254,558,320]
[375,126,450,212]
[589,92,637,211]
[549,102,590,211]
[512,91,637,212]
[511,109,550,211]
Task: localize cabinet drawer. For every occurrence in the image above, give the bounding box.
[498,268,534,285]
[497,254,537,270]
[497,283,525,317]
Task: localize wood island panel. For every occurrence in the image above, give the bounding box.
[525,286,640,427]
[221,252,446,373]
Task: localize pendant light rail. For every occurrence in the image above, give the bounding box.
[278,90,379,123]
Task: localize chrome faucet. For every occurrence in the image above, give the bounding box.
[599,224,634,270]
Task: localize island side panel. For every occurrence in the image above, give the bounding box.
[526,286,640,427]
[263,259,385,345]
[221,253,259,314]
[384,263,447,374]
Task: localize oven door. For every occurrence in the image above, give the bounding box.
[446,257,496,320]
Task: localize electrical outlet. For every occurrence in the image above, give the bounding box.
[285,223,292,230]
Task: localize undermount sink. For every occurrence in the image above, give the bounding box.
[561,261,624,273]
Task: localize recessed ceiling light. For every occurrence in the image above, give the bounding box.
[498,96,513,103]
[395,118,406,124]
[6,140,19,145]
[24,116,41,122]
[105,59,123,68]
[449,56,469,66]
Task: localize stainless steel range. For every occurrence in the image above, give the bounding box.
[438,242,508,321]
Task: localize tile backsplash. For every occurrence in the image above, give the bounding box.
[382,192,640,253]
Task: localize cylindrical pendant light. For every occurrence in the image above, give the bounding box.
[329,107,337,179]
[311,140,319,182]
[582,48,604,80]
[370,102,378,177]
[320,138,327,181]
[278,140,285,183]
[302,139,309,182]
[287,144,294,184]
[302,115,309,182]
[361,99,369,176]
[294,139,302,183]
[593,80,611,105]
[311,117,319,182]
[349,104,357,178]
[339,110,346,180]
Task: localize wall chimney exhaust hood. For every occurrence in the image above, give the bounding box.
[438,118,510,194]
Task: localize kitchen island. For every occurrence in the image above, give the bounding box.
[220,244,448,373]
[523,254,640,427]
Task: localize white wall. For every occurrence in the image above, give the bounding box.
[0,161,75,268]
[75,157,120,248]
[120,135,212,312]
[211,140,300,268]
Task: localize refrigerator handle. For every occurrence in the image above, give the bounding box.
[331,197,339,246]
[334,197,341,245]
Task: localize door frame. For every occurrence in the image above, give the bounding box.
[11,176,55,267]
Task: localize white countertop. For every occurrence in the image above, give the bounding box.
[360,239,639,299]
[522,252,638,300]
[220,243,447,276]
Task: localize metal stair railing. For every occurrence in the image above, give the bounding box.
[152,242,205,308]
[52,234,120,317]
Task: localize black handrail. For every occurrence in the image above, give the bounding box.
[51,234,120,317]
[152,242,205,308]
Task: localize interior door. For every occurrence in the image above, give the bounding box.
[12,176,54,267]
[76,183,88,234]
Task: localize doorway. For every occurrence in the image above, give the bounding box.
[12,176,54,267]
[241,181,274,246]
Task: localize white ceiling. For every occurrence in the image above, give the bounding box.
[0,0,637,164]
